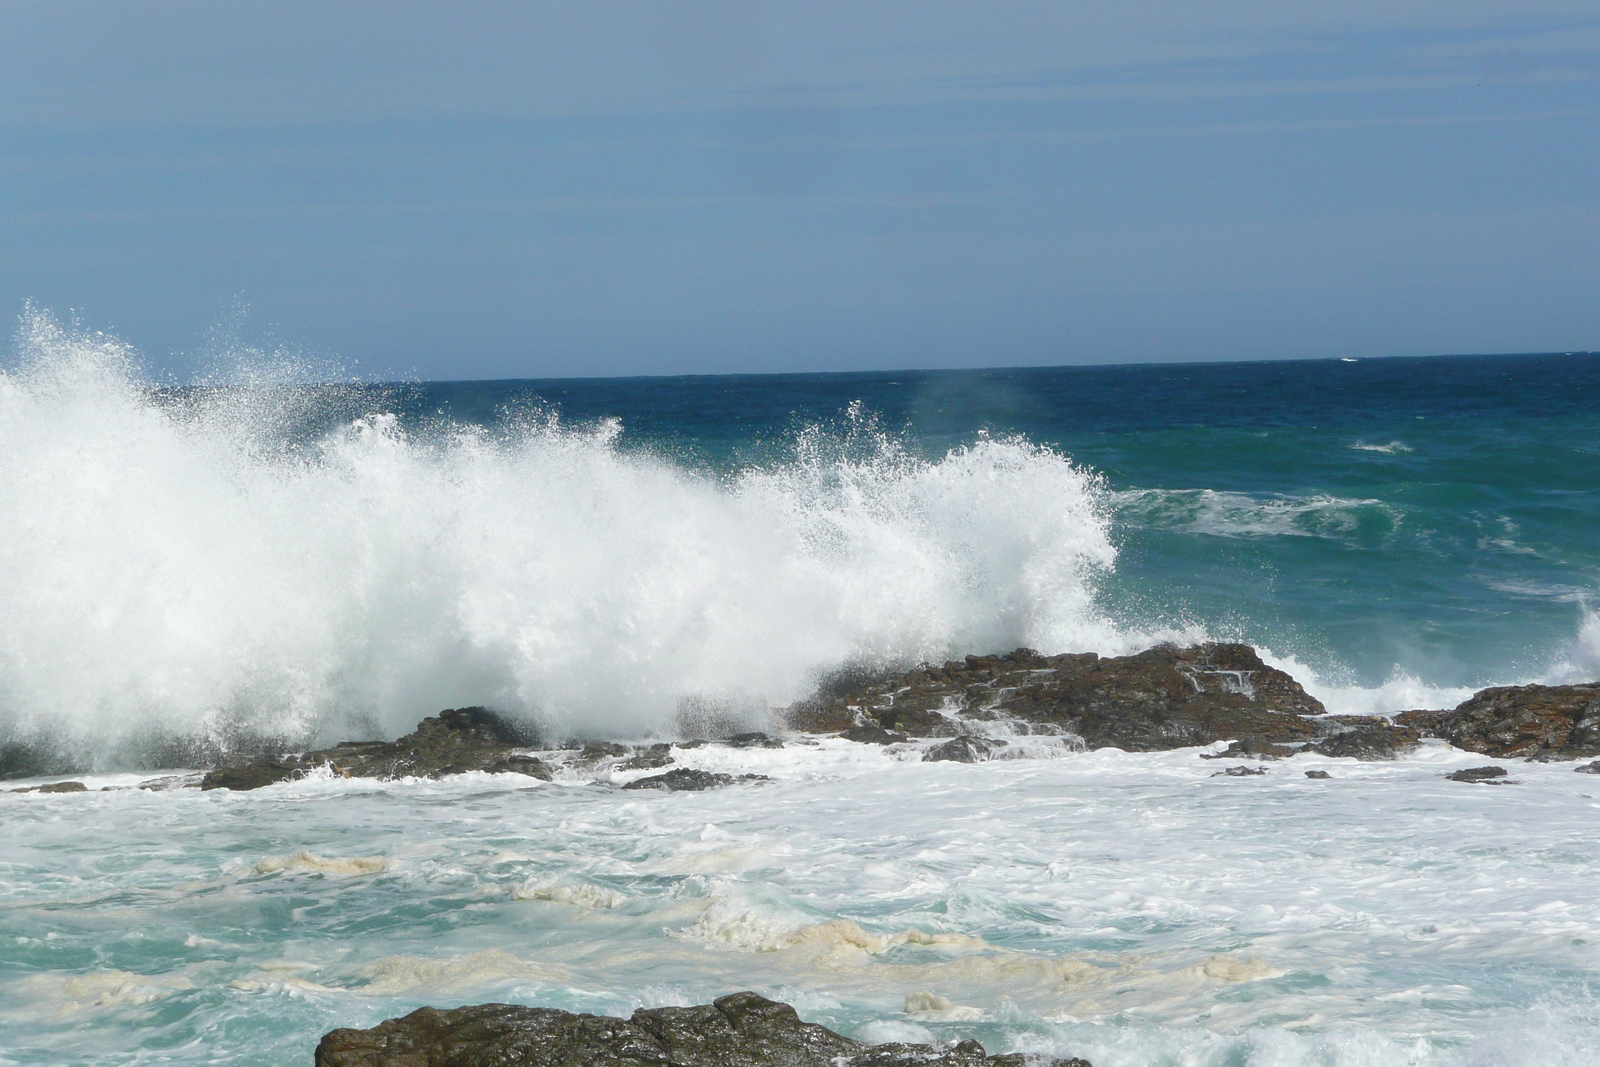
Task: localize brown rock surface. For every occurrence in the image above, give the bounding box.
[201,708,550,791]
[793,644,1330,752]
[1398,684,1600,759]
[314,991,1091,1067]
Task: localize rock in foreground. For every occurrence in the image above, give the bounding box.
[202,708,549,791]
[315,991,1090,1067]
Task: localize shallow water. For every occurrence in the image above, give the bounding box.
[5,742,1600,1066]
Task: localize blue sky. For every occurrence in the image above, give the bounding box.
[2,2,1598,379]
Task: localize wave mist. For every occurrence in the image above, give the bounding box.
[0,313,1120,762]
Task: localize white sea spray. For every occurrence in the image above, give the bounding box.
[0,311,1120,753]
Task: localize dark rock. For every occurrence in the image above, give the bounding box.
[1444,766,1512,784]
[1200,738,1296,760]
[794,644,1325,753]
[1212,765,1268,777]
[723,732,785,749]
[1399,684,1600,758]
[1304,769,1331,779]
[840,726,909,745]
[621,768,770,792]
[314,991,1092,1067]
[137,773,204,791]
[925,736,1004,763]
[1576,761,1600,774]
[0,740,87,781]
[9,780,88,793]
[201,707,546,791]
[618,744,675,770]
[200,759,301,791]
[1308,718,1420,760]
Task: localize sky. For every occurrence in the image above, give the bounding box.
[2,2,1599,380]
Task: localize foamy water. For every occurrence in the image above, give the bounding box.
[5,742,1600,1066]
[4,314,1600,1066]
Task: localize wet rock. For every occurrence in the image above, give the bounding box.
[1399,684,1600,759]
[840,725,908,745]
[1212,765,1268,777]
[9,780,88,793]
[1304,769,1331,779]
[925,736,1004,763]
[314,991,1092,1067]
[618,743,675,770]
[1200,738,1296,760]
[1444,766,1512,784]
[201,708,547,791]
[795,644,1326,753]
[723,732,785,749]
[1308,718,1420,760]
[621,768,770,792]
[137,773,204,791]
[1576,761,1600,774]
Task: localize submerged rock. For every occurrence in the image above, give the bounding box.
[617,743,675,770]
[201,708,550,791]
[314,991,1092,1067]
[840,725,907,745]
[1307,718,1420,760]
[1399,684,1600,759]
[621,768,770,792]
[1212,765,1268,777]
[798,644,1340,753]
[723,732,785,749]
[1304,769,1331,779]
[8,780,87,793]
[1576,760,1600,774]
[925,736,1004,763]
[1444,766,1512,784]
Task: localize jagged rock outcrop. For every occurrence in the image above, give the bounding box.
[201,708,550,791]
[621,768,769,791]
[314,991,1091,1067]
[925,736,1004,763]
[1305,717,1420,760]
[1399,684,1600,759]
[793,644,1332,752]
[1444,766,1512,784]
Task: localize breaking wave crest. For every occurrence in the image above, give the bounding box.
[0,312,1122,758]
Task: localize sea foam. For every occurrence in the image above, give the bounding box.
[0,311,1120,757]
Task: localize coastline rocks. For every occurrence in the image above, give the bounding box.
[1444,766,1512,784]
[8,780,88,793]
[201,708,549,791]
[1306,717,1420,760]
[314,991,1091,1067]
[794,644,1331,753]
[925,736,1004,763]
[1398,684,1600,759]
[622,768,770,791]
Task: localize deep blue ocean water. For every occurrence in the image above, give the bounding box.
[390,352,1600,697]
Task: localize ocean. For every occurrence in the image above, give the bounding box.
[3,314,1599,1065]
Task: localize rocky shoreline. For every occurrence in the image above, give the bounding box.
[9,643,1599,1065]
[315,991,1091,1067]
[7,642,1599,794]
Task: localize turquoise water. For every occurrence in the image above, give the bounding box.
[3,320,1600,1066]
[395,352,1600,698]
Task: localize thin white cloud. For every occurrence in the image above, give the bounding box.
[0,1,1596,126]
